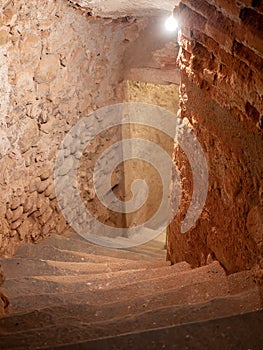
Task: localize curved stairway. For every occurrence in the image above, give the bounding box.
[0,232,262,349]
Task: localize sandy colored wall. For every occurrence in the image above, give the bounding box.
[123,81,180,230]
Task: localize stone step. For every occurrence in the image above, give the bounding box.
[5,273,232,314]
[108,235,165,252]
[7,265,257,314]
[14,244,148,264]
[126,246,166,260]
[41,234,164,261]
[43,310,263,350]
[1,230,260,350]
[0,291,261,349]
[227,270,260,294]
[63,231,166,259]
[0,258,172,279]
[3,274,228,315]
[1,276,261,331]
[64,230,166,248]
[5,268,258,317]
[3,263,192,301]
[2,262,225,299]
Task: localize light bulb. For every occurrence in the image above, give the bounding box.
[165,15,178,32]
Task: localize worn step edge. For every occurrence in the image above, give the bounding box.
[2,277,228,314]
[0,293,261,349]
[0,285,261,335]
[63,231,166,249]
[0,258,172,278]
[2,264,192,298]
[61,232,166,260]
[2,262,225,298]
[42,310,263,350]
[41,234,163,261]
[5,276,232,314]
[14,244,150,264]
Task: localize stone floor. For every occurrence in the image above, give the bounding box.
[0,232,262,349]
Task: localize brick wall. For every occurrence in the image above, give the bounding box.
[168,0,263,273]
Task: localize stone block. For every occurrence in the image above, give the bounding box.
[179,4,207,36]
[191,29,220,55]
[11,206,23,223]
[182,0,217,19]
[19,34,41,64]
[0,131,11,160]
[207,0,241,18]
[3,8,17,26]
[0,29,9,46]
[18,119,39,154]
[34,54,60,84]
[233,40,263,72]
[17,220,31,240]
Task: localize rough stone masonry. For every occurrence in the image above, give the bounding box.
[168,0,263,274]
[0,0,147,255]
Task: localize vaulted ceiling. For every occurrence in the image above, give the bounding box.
[70,0,179,17]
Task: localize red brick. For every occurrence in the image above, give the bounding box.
[179,4,207,36]
[233,40,263,72]
[218,48,234,67]
[190,42,213,72]
[238,7,263,52]
[181,0,237,39]
[192,41,211,58]
[235,20,263,57]
[192,29,220,55]
[207,0,241,18]
[233,56,251,77]
[205,11,236,52]
[191,42,218,72]
[214,66,234,92]
[231,58,252,95]
[179,0,263,135]
[207,10,235,31]
[240,7,263,34]
[180,0,217,19]
[191,55,205,72]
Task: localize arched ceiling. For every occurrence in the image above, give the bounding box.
[69,0,179,17]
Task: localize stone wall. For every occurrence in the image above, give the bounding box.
[168,0,263,273]
[0,0,146,256]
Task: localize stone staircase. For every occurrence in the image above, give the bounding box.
[0,232,262,349]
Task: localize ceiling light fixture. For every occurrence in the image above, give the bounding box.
[165,13,178,32]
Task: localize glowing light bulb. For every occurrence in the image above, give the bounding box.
[165,15,178,32]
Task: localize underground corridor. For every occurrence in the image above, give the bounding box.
[0,0,262,349]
